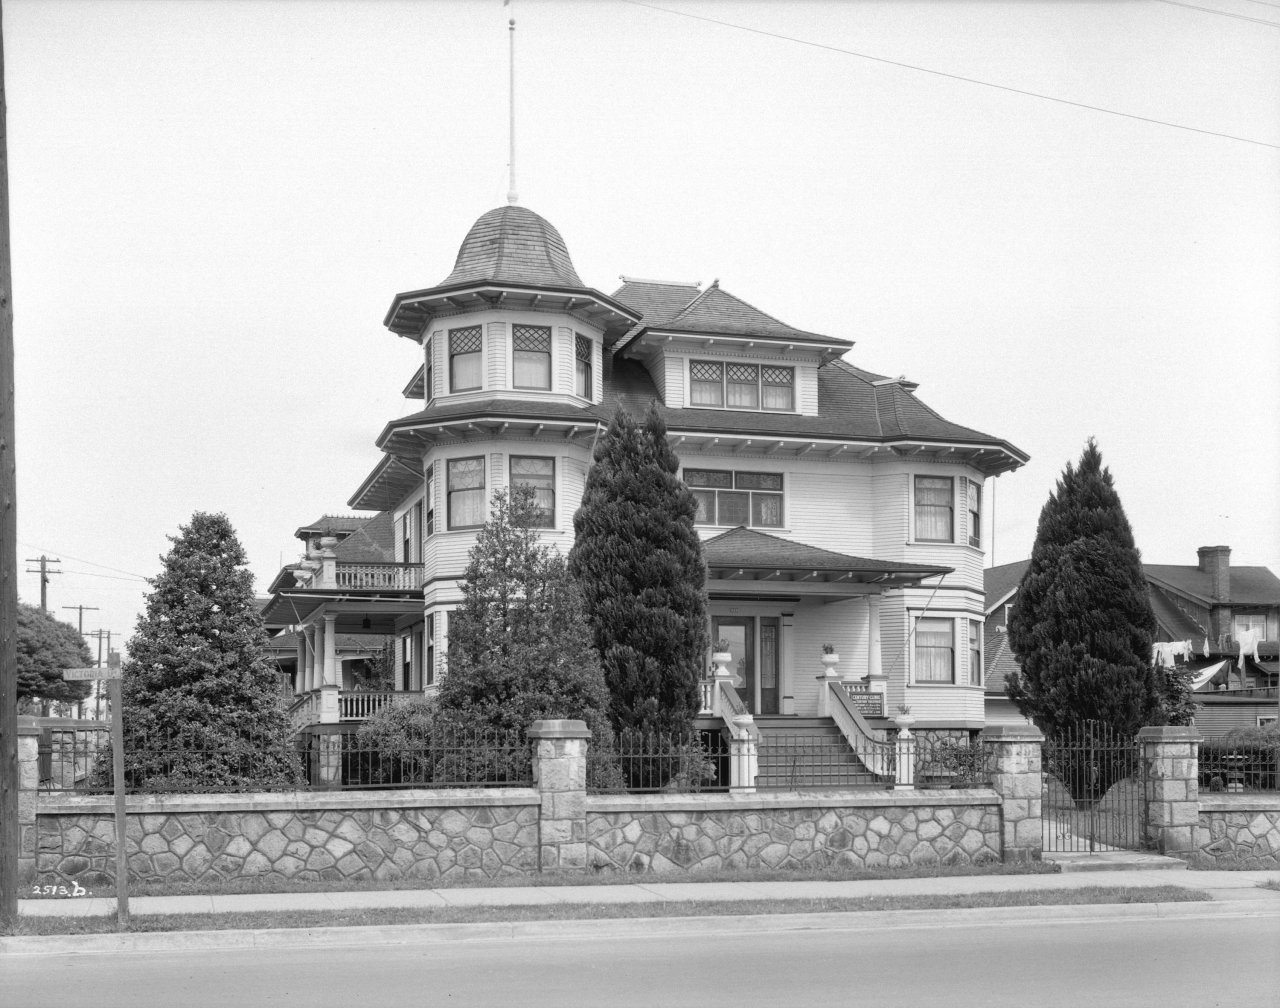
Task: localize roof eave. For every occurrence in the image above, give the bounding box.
[384,281,641,339]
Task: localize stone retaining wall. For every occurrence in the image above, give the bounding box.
[587,791,1001,872]
[1191,797,1280,869]
[35,791,540,890]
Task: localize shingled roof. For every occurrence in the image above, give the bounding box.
[702,526,951,582]
[438,205,584,289]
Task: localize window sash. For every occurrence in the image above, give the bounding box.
[915,617,955,683]
[514,351,551,389]
[915,477,954,542]
[510,456,555,528]
[447,457,485,529]
[967,480,982,547]
[686,471,784,528]
[690,360,793,411]
[575,357,592,398]
[969,620,982,687]
[449,327,483,392]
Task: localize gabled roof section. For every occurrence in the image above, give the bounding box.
[1148,585,1207,641]
[333,511,394,563]
[612,278,852,352]
[703,526,951,585]
[983,626,1021,695]
[1144,564,1280,608]
[983,561,1029,616]
[439,205,584,288]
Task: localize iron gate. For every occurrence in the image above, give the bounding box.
[1042,721,1148,852]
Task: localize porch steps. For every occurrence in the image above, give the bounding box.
[753,717,888,789]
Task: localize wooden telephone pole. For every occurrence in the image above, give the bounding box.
[1,0,21,927]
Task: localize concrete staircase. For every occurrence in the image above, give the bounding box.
[754,717,891,789]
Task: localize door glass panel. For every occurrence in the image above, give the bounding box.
[714,617,756,714]
[760,618,779,715]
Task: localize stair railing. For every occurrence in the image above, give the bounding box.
[826,681,895,782]
[712,678,758,792]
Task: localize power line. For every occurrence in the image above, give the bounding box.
[1240,0,1280,9]
[60,569,147,584]
[17,540,147,579]
[619,0,1280,151]
[1153,0,1280,26]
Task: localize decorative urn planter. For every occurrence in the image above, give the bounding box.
[711,652,733,677]
[820,653,840,673]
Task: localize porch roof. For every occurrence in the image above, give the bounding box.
[259,590,422,634]
[702,527,951,587]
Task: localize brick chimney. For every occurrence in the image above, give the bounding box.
[1198,545,1231,642]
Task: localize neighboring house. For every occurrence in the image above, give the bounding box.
[983,546,1280,734]
[263,204,1028,740]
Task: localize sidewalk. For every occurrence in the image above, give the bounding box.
[19,862,1280,919]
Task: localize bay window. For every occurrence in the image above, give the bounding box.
[513,324,552,390]
[447,456,485,529]
[449,326,483,392]
[510,456,555,528]
[915,617,955,683]
[915,476,954,542]
[575,334,593,399]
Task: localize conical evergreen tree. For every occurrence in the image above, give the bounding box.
[568,404,708,736]
[119,512,301,790]
[430,488,620,786]
[1006,439,1168,741]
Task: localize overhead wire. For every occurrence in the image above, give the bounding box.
[1152,0,1280,25]
[17,540,149,580]
[619,0,1280,150]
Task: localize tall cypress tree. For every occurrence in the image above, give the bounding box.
[568,404,708,736]
[119,512,301,790]
[1006,439,1167,741]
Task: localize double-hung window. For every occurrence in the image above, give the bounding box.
[967,479,982,547]
[510,456,555,528]
[513,324,552,390]
[969,620,983,687]
[449,326,483,392]
[398,506,417,563]
[690,360,794,411]
[1234,614,1267,639]
[424,466,435,537]
[915,476,954,542]
[447,456,485,530]
[574,334,592,399]
[685,469,783,528]
[424,338,435,403]
[425,614,436,687]
[915,617,955,684]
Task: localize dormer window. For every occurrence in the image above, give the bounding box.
[574,334,593,399]
[690,360,793,411]
[449,327,483,392]
[513,324,552,390]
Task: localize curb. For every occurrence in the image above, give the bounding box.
[4,899,1276,957]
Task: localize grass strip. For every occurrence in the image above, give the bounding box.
[107,860,1060,899]
[7,885,1208,936]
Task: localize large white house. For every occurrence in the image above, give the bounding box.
[263,204,1027,741]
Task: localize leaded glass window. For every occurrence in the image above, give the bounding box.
[726,364,760,409]
[510,456,555,528]
[574,334,593,399]
[449,326,482,392]
[915,476,954,542]
[684,469,783,528]
[513,324,552,390]
[690,361,724,406]
[761,366,794,411]
[447,456,485,529]
[915,617,955,683]
[689,360,793,411]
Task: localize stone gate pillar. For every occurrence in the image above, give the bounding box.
[529,719,590,873]
[17,717,42,885]
[1138,726,1202,860]
[982,724,1044,863]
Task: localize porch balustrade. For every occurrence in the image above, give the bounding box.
[288,691,321,734]
[333,562,424,591]
[338,690,420,722]
[698,680,715,715]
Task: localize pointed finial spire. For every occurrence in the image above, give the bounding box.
[506,0,519,205]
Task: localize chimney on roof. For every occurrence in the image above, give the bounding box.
[1198,545,1232,643]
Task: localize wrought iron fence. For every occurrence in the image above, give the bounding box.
[911,731,991,788]
[756,731,894,789]
[305,728,532,789]
[1042,721,1148,853]
[587,729,726,794]
[1199,744,1279,794]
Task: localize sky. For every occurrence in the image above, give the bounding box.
[7,0,1279,655]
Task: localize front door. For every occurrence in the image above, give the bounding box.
[713,616,781,715]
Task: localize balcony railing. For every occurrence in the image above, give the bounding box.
[334,562,424,591]
[338,690,420,722]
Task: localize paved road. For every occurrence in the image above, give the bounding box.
[3,911,1277,1007]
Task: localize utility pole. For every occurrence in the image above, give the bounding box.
[1,0,21,927]
[62,604,98,635]
[23,554,60,611]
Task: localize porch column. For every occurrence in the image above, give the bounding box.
[865,594,887,697]
[294,634,306,694]
[303,625,318,692]
[780,612,795,715]
[319,614,340,724]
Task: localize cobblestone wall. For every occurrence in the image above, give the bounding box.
[1192,800,1280,869]
[587,793,1001,872]
[35,793,539,890]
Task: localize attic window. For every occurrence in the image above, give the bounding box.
[690,360,793,411]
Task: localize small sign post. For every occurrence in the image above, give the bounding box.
[62,654,128,928]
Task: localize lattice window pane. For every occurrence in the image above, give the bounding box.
[690,361,723,382]
[761,366,792,386]
[575,334,592,362]
[449,326,482,354]
[512,325,551,351]
[735,472,782,491]
[684,469,733,489]
[727,364,758,383]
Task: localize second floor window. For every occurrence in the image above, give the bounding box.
[1234,614,1267,639]
[915,476,954,542]
[575,334,593,399]
[967,479,982,547]
[425,466,435,537]
[447,456,485,529]
[449,326,482,392]
[513,324,552,390]
[424,337,435,403]
[511,456,555,528]
[915,617,955,683]
[685,469,783,528]
[690,361,794,411]
[425,614,436,687]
